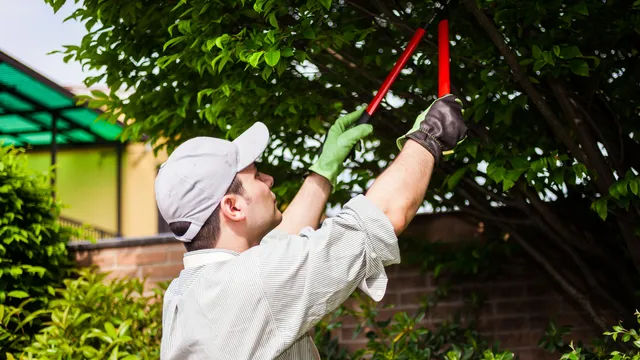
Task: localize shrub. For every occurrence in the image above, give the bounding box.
[313,237,519,359]
[557,310,640,360]
[0,146,75,305]
[0,145,77,354]
[12,268,164,359]
[314,287,514,360]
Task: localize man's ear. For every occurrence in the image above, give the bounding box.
[219,194,246,222]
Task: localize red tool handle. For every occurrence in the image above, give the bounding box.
[356,28,426,125]
[438,19,450,97]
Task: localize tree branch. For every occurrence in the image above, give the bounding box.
[547,79,640,275]
[507,230,611,332]
[462,0,589,166]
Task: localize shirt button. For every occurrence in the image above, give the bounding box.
[371,252,378,259]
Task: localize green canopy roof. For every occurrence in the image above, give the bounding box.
[0,50,123,149]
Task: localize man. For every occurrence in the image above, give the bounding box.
[156,95,466,359]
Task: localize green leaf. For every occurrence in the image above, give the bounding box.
[591,199,608,220]
[502,179,515,191]
[532,45,542,59]
[105,322,117,338]
[264,49,281,67]
[109,345,119,360]
[466,142,478,158]
[303,28,316,39]
[319,0,332,10]
[282,47,294,57]
[268,13,278,28]
[569,59,589,77]
[559,46,583,59]
[551,169,564,185]
[162,36,185,51]
[542,52,555,66]
[510,157,529,171]
[447,168,467,190]
[7,290,28,298]
[573,2,588,15]
[630,179,639,196]
[248,51,264,67]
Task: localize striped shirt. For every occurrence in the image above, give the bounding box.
[160,195,400,359]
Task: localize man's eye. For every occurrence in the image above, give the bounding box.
[255,172,260,178]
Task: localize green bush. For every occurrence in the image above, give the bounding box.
[314,289,514,360]
[12,268,164,359]
[556,310,640,360]
[0,146,75,305]
[0,145,77,354]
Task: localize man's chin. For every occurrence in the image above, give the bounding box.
[274,212,283,225]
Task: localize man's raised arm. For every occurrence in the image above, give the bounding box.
[274,108,373,235]
[366,95,467,235]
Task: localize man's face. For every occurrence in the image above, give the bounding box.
[236,163,282,243]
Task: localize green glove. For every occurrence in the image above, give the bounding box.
[396,94,467,164]
[309,107,374,187]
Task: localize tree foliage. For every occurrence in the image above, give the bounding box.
[43,0,640,330]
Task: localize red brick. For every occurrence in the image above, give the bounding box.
[555,313,593,329]
[378,292,400,308]
[431,302,465,322]
[529,315,554,330]
[168,249,186,263]
[494,298,561,316]
[399,291,428,306]
[118,250,167,266]
[384,264,401,278]
[388,274,428,292]
[489,284,526,299]
[478,316,528,334]
[396,265,422,276]
[92,250,117,268]
[497,331,540,348]
[526,282,561,298]
[141,263,184,280]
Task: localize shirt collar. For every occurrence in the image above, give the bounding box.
[183,249,239,268]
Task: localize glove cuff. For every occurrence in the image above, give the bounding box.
[406,132,442,164]
[308,163,338,190]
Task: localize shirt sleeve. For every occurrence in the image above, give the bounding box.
[246,194,400,346]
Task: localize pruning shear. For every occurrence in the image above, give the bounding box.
[344,0,451,161]
[356,0,451,126]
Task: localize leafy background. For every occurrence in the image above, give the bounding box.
[43,0,640,338]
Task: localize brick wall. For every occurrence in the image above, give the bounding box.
[69,217,600,360]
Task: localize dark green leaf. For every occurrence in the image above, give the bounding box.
[447,168,467,190]
[569,59,589,76]
[532,45,542,59]
[559,46,583,59]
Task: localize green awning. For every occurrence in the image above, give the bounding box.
[0,50,123,149]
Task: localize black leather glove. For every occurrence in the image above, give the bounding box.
[396,94,467,164]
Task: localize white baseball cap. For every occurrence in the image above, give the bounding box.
[154,122,270,242]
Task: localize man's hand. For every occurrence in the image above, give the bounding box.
[396,94,467,164]
[309,108,374,187]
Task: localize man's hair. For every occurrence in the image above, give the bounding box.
[169,176,246,252]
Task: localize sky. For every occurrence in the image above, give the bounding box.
[0,0,97,89]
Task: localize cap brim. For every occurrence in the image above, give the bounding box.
[233,122,270,171]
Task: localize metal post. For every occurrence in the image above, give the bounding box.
[51,115,58,198]
[116,142,123,237]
